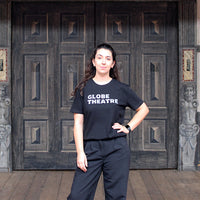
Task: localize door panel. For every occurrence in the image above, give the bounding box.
[12,2,178,169]
[12,2,93,169]
[96,2,178,169]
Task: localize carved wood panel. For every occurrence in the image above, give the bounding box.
[24,15,48,43]
[60,54,84,107]
[117,54,130,85]
[144,120,166,150]
[61,14,85,43]
[106,14,130,42]
[143,13,166,42]
[144,54,166,107]
[61,120,75,151]
[24,55,47,107]
[24,120,48,152]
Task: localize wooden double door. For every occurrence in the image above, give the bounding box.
[12,2,178,169]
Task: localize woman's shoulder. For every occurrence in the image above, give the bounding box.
[81,79,93,89]
[112,79,130,89]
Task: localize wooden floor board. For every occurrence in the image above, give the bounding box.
[0,170,200,200]
[140,170,165,200]
[0,171,24,200]
[57,171,74,200]
[25,171,49,200]
[129,170,151,200]
[9,171,36,200]
[177,171,200,199]
[39,171,62,200]
[150,170,180,200]
[126,176,136,200]
[163,170,197,200]
[0,172,11,190]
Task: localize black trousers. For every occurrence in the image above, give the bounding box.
[67,136,130,200]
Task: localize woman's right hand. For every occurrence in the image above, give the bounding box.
[77,152,88,172]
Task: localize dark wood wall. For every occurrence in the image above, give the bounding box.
[0,1,8,47]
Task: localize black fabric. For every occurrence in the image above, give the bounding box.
[70,79,143,140]
[67,136,130,200]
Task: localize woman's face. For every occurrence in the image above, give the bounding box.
[92,48,115,77]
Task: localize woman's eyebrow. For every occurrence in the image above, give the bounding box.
[96,54,112,58]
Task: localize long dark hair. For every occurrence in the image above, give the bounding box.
[72,43,120,96]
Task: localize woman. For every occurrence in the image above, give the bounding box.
[67,43,149,200]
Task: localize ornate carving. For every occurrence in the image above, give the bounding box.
[24,15,47,43]
[24,55,47,107]
[179,85,199,170]
[61,15,84,42]
[0,85,10,125]
[116,54,130,85]
[31,21,40,35]
[182,49,194,81]
[150,62,159,100]
[143,13,166,42]
[151,20,160,35]
[61,54,84,106]
[0,125,11,155]
[24,120,47,151]
[150,127,160,143]
[144,120,166,150]
[31,127,40,144]
[32,61,40,101]
[68,21,77,36]
[113,20,122,35]
[107,15,129,42]
[61,120,75,151]
[0,49,8,82]
[0,85,11,170]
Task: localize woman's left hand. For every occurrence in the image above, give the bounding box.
[112,123,129,134]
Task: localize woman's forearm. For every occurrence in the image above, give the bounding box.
[73,113,88,172]
[128,102,149,131]
[112,102,149,134]
[73,113,84,155]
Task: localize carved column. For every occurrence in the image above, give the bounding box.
[179,85,199,170]
[178,0,199,170]
[197,0,200,171]
[0,85,11,172]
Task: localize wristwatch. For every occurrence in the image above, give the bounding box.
[125,124,131,133]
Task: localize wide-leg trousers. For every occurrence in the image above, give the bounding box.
[67,136,130,200]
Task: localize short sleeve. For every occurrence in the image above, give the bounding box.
[125,86,143,110]
[70,89,84,114]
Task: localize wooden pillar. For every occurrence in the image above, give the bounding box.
[178,0,200,170]
[0,0,12,172]
[197,1,200,112]
[197,0,200,170]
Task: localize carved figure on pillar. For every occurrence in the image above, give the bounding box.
[0,85,10,124]
[0,85,11,170]
[179,85,199,170]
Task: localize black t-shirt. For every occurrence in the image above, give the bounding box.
[70,79,143,140]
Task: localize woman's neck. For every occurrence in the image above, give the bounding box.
[93,75,112,85]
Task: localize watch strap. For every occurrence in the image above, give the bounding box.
[125,124,131,133]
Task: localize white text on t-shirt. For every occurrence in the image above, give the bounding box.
[87,94,118,105]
